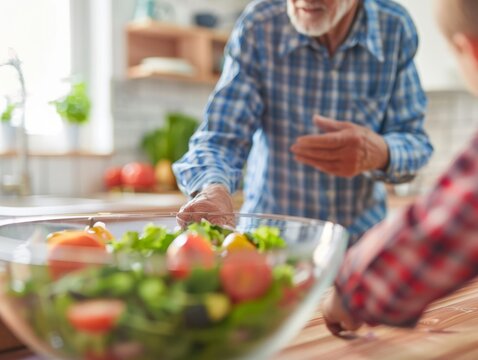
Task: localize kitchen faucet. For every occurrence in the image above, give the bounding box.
[0,49,31,196]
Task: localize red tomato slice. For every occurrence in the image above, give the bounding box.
[67,299,125,334]
[279,286,299,308]
[280,263,315,307]
[220,251,272,303]
[167,232,215,279]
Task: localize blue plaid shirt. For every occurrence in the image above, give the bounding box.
[173,0,433,242]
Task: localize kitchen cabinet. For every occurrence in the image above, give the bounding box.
[395,0,465,91]
[126,21,229,85]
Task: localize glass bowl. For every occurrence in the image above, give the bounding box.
[0,212,348,360]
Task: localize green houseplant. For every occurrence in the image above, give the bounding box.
[1,100,15,123]
[51,81,91,125]
[51,81,91,151]
[141,112,198,189]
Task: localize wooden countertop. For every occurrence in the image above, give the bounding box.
[278,279,478,360]
[3,279,478,359]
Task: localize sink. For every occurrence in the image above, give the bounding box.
[0,193,187,217]
[0,196,104,208]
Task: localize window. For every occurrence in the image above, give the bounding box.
[0,0,112,154]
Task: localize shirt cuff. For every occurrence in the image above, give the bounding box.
[368,135,416,183]
[178,170,233,198]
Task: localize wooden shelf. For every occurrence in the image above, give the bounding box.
[126,21,229,85]
[127,65,220,85]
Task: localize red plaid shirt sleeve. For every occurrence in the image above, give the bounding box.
[335,132,478,327]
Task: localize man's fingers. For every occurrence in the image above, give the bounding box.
[176,183,235,228]
[325,320,345,336]
[177,200,235,228]
[295,132,346,149]
[341,318,363,331]
[291,145,342,161]
[177,202,216,227]
[207,213,235,227]
[321,288,364,338]
[176,211,194,229]
[294,155,339,172]
[313,115,351,132]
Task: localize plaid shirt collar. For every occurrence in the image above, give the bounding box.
[279,0,384,62]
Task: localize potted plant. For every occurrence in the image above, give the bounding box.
[51,80,91,151]
[0,98,16,151]
[141,112,198,190]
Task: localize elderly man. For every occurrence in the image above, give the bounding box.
[173,0,433,244]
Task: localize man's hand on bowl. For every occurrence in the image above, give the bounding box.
[177,184,234,228]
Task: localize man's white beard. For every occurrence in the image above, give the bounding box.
[287,0,355,37]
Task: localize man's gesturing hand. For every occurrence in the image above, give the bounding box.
[176,184,234,228]
[291,115,389,177]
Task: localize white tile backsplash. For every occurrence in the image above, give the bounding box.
[47,158,77,196]
[0,156,112,196]
[405,90,478,195]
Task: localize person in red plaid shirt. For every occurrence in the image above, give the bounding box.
[321,0,478,334]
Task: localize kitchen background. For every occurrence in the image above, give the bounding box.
[0,0,476,199]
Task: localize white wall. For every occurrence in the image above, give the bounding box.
[395,0,464,91]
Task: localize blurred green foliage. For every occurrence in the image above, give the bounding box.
[51,81,91,124]
[141,112,199,165]
[1,101,15,123]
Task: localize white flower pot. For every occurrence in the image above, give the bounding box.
[0,122,16,151]
[64,123,80,151]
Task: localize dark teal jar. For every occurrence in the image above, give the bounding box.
[133,0,156,21]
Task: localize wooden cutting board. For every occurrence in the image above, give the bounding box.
[277,279,478,360]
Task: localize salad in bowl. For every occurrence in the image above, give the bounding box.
[0,213,348,360]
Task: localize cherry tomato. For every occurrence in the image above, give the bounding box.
[280,286,299,308]
[280,263,315,307]
[47,230,104,248]
[220,251,272,303]
[47,230,107,279]
[67,299,125,334]
[166,232,215,279]
[222,232,256,252]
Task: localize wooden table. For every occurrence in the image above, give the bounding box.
[3,280,478,360]
[278,279,478,360]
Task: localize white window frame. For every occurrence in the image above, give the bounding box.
[1,0,113,154]
[70,0,113,154]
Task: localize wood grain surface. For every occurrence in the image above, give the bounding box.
[3,279,478,359]
[277,279,478,360]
